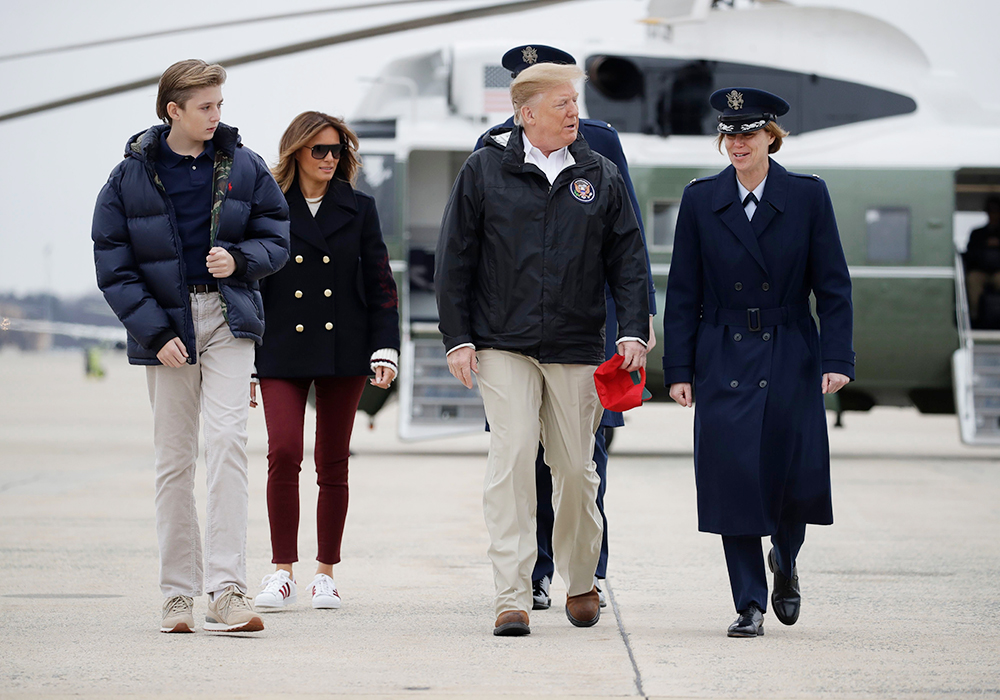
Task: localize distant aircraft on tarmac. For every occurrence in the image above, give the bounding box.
[4,0,999,444]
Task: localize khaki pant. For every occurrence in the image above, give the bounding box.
[475,349,604,616]
[146,292,254,599]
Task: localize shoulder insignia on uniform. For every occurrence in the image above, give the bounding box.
[582,118,615,133]
[687,176,714,186]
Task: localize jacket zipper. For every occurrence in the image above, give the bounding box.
[148,161,198,364]
[522,161,594,356]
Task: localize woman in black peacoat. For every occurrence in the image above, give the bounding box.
[251,112,399,612]
[663,89,854,638]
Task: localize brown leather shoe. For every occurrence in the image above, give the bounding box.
[493,610,530,636]
[565,587,601,627]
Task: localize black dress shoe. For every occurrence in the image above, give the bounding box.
[727,604,764,637]
[767,547,801,626]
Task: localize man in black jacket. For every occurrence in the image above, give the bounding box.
[92,60,289,634]
[436,63,649,636]
[476,44,658,612]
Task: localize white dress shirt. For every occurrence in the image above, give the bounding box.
[736,175,767,221]
[521,130,575,185]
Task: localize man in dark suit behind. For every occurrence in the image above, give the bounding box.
[965,195,1000,325]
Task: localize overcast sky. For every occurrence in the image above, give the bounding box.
[0,0,997,297]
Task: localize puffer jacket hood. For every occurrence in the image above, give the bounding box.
[93,122,290,365]
[124,122,242,162]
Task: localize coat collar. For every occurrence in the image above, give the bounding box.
[711,159,789,274]
[495,125,598,176]
[126,122,241,162]
[286,178,359,254]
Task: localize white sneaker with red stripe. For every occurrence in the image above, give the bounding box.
[254,570,297,610]
[310,573,342,609]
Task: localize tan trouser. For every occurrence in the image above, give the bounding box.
[146,292,254,599]
[966,270,1000,320]
[475,349,604,616]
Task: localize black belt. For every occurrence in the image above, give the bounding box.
[702,302,810,332]
[188,283,219,293]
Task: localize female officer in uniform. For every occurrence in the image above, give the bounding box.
[251,111,400,612]
[662,88,854,637]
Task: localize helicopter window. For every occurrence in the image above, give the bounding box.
[866,207,911,263]
[650,200,681,250]
[584,55,916,136]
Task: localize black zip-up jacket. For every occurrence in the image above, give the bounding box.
[435,126,649,365]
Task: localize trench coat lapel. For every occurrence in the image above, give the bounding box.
[713,166,769,275]
[287,185,332,255]
[751,158,787,239]
[314,179,359,240]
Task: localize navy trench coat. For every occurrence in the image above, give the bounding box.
[662,159,855,536]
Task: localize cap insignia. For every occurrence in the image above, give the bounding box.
[523,46,538,65]
[726,90,744,110]
[742,119,766,131]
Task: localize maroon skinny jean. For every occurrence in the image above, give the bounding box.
[259,376,367,565]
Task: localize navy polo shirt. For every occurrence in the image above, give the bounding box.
[155,131,215,285]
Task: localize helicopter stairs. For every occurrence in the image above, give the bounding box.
[952,252,1000,444]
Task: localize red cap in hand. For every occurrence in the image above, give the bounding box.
[594,353,650,412]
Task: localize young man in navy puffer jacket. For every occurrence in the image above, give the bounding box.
[92,59,289,634]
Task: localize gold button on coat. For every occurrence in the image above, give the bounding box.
[295,255,303,263]
[324,289,332,297]
[322,256,331,263]
[295,290,303,298]
[295,324,304,333]
[325,322,333,330]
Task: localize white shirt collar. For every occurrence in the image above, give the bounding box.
[522,129,575,185]
[736,174,767,221]
[736,174,767,205]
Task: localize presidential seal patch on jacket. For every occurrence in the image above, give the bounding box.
[571,178,595,202]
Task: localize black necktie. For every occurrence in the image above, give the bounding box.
[743,192,758,207]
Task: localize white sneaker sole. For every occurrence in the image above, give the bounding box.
[160,621,194,633]
[254,592,297,610]
[312,596,341,610]
[203,616,264,632]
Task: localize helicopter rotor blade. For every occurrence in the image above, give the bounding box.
[0,0,575,124]
[0,0,471,63]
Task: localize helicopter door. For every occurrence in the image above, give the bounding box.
[953,169,1000,444]
[397,149,486,440]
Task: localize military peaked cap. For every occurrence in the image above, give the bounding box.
[502,44,576,78]
[710,87,789,134]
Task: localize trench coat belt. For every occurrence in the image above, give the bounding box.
[701,302,810,332]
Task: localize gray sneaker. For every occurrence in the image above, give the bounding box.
[161,595,194,633]
[205,586,263,632]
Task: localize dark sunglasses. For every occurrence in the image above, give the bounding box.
[309,143,347,159]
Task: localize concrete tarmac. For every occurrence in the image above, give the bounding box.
[1,349,998,699]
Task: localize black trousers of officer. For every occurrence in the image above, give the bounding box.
[721,521,806,613]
